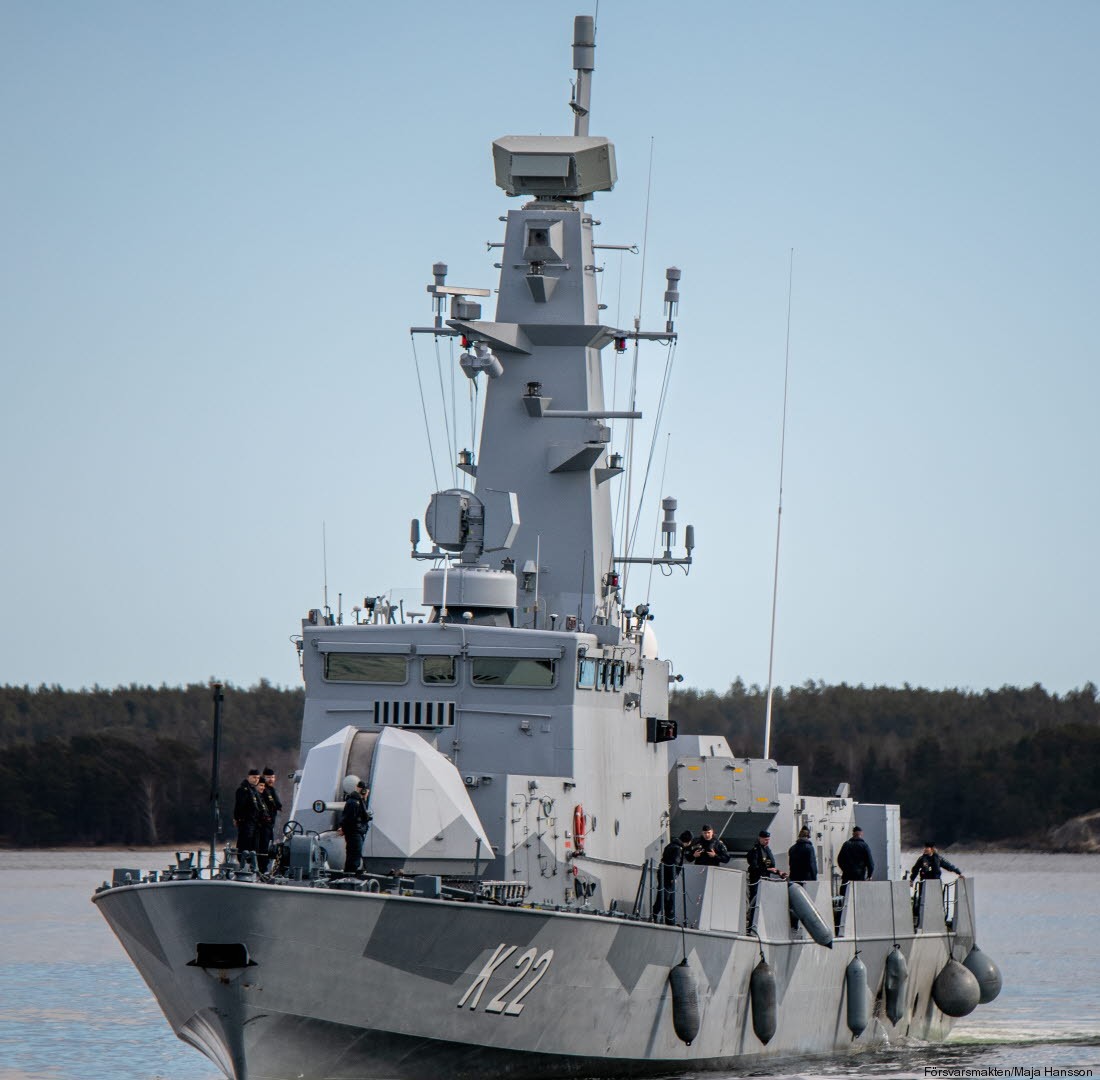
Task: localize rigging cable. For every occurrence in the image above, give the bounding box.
[449,336,458,482]
[433,333,456,488]
[763,248,795,761]
[619,136,655,599]
[409,334,440,491]
[626,338,678,560]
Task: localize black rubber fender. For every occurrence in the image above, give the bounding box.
[883,945,909,1025]
[932,958,981,1017]
[963,944,1003,1004]
[846,954,870,1036]
[750,958,777,1044]
[668,958,700,1045]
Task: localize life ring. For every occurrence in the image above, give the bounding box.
[573,804,587,854]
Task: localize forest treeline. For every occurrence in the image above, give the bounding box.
[0,681,302,846]
[1,679,1097,847]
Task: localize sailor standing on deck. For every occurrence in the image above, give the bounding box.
[261,767,282,831]
[259,767,282,869]
[837,825,875,890]
[254,778,274,872]
[233,769,262,854]
[788,826,818,882]
[745,829,786,931]
[746,830,787,883]
[909,842,962,917]
[689,824,731,867]
[909,842,962,883]
[340,778,373,873]
[653,830,693,925]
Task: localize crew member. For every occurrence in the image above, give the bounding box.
[261,767,282,831]
[233,769,262,854]
[837,825,875,886]
[260,766,282,869]
[254,778,274,872]
[653,830,693,925]
[341,778,373,873]
[788,826,818,882]
[909,842,962,921]
[909,842,963,882]
[746,830,787,884]
[689,824,731,867]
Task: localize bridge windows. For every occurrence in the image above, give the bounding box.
[577,657,597,689]
[576,656,624,692]
[422,655,457,685]
[471,656,556,688]
[324,653,409,684]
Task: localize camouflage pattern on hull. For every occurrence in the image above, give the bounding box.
[94,878,968,1080]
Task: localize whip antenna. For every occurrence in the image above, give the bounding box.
[763,249,795,760]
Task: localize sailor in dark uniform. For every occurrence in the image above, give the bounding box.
[909,842,963,920]
[909,842,963,882]
[261,767,282,831]
[837,825,875,888]
[341,779,373,873]
[259,767,282,870]
[254,778,274,872]
[746,830,786,884]
[233,769,262,855]
[788,826,818,882]
[653,830,693,925]
[745,829,786,931]
[689,824,731,867]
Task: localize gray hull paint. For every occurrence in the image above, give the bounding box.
[94,880,964,1080]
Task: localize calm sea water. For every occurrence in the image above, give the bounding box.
[0,850,1096,1080]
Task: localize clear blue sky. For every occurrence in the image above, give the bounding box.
[2,1,1097,695]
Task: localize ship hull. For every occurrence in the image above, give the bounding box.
[94,879,965,1080]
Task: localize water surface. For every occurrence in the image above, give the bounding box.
[1,849,1096,1079]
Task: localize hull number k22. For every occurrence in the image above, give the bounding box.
[457,944,555,1015]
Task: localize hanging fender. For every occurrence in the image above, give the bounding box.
[573,804,587,854]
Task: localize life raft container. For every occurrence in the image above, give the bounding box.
[573,805,586,854]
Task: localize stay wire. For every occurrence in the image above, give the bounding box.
[619,137,655,600]
[409,335,440,491]
[627,339,678,558]
[449,336,458,478]
[763,248,795,761]
[433,333,455,488]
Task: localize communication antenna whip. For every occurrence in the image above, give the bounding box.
[322,521,330,620]
[763,249,795,760]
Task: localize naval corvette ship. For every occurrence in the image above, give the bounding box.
[94,16,1002,1080]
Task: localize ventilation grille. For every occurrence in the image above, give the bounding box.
[373,700,456,727]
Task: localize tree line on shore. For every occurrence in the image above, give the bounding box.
[0,678,1097,847]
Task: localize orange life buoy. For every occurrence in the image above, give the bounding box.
[573,804,586,854]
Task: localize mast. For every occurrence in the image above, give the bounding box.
[414,15,689,637]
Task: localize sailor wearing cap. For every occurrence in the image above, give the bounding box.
[233,769,263,854]
[688,823,731,867]
[837,825,875,886]
[340,776,373,873]
[788,825,818,882]
[746,829,787,884]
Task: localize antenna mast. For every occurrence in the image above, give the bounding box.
[322,521,330,619]
[571,16,595,135]
[764,249,795,760]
